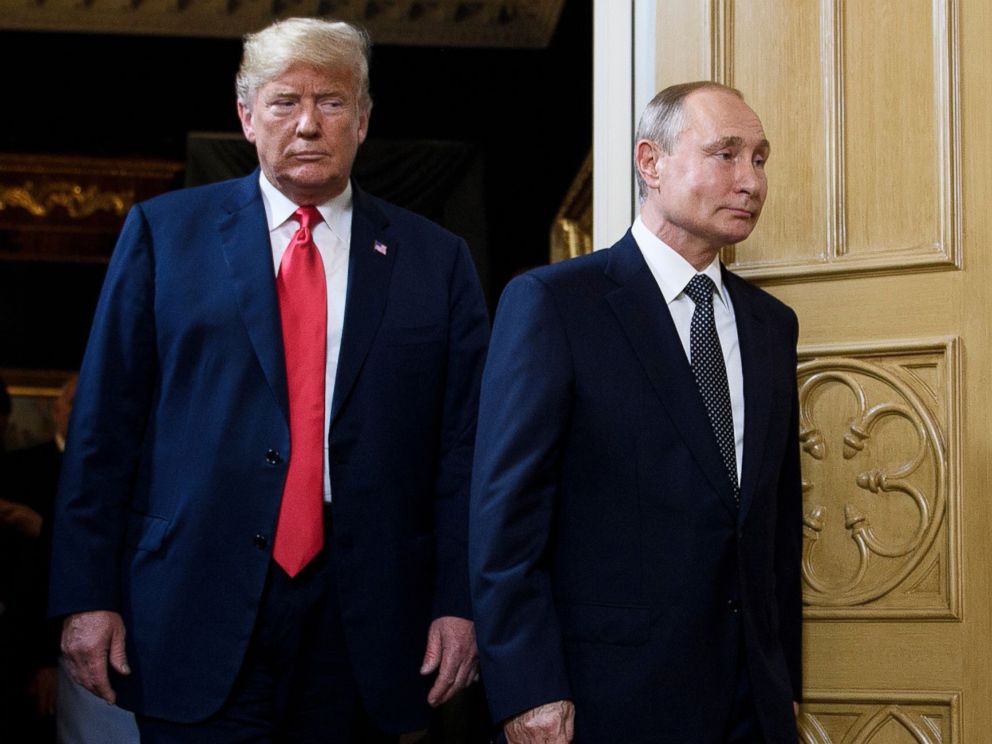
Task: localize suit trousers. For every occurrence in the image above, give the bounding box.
[724,626,764,744]
[137,509,397,744]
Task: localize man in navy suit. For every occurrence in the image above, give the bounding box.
[49,17,489,742]
[470,82,802,743]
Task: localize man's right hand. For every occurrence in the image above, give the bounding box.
[61,611,131,704]
[504,700,575,744]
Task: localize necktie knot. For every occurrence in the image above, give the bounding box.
[684,273,716,307]
[293,206,322,238]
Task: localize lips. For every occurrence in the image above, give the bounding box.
[725,207,755,218]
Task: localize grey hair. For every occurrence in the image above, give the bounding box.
[634,81,743,200]
[236,17,372,113]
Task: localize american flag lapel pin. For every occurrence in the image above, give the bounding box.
[373,240,388,256]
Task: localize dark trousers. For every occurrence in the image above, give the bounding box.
[723,630,764,744]
[139,512,397,744]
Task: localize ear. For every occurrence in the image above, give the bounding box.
[356,107,370,146]
[635,139,663,192]
[237,101,256,144]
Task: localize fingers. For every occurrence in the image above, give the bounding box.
[563,702,575,741]
[109,623,131,677]
[423,616,479,707]
[426,641,462,706]
[61,611,127,705]
[504,700,575,744]
[452,655,479,692]
[419,623,441,675]
[427,653,479,706]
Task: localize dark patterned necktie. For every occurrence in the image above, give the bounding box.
[683,274,739,505]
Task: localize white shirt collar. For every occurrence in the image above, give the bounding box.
[257,171,353,245]
[631,215,728,307]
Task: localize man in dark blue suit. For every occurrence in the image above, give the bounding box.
[470,82,802,743]
[49,17,489,742]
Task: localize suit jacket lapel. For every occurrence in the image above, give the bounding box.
[605,233,738,515]
[330,185,396,424]
[218,172,289,423]
[725,271,772,525]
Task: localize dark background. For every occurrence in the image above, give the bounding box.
[0,0,592,372]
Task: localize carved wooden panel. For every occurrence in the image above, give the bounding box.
[797,340,959,619]
[719,0,828,271]
[799,691,958,744]
[710,0,961,282]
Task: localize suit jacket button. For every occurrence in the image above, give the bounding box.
[265,449,282,465]
[254,534,268,550]
[728,598,740,614]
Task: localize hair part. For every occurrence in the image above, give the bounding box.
[236,17,372,113]
[634,81,744,201]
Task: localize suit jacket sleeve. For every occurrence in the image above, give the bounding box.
[776,310,803,700]
[49,205,158,617]
[430,238,491,620]
[470,273,574,723]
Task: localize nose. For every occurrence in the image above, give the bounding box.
[736,159,764,197]
[295,102,320,138]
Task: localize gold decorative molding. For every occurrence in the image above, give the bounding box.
[0,154,182,262]
[549,152,591,263]
[798,339,960,619]
[799,690,959,744]
[0,0,566,47]
[0,181,132,220]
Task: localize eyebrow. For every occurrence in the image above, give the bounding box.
[704,136,770,152]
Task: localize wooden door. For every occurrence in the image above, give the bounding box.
[642,0,992,740]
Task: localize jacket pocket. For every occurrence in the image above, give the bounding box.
[125,512,170,552]
[557,601,650,646]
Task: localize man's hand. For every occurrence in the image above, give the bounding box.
[419,616,478,706]
[504,700,575,744]
[0,498,43,538]
[61,611,130,704]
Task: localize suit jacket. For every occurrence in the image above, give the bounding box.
[49,172,490,728]
[469,232,802,743]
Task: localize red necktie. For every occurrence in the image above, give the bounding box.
[273,206,327,576]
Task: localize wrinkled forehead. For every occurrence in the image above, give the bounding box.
[682,89,767,146]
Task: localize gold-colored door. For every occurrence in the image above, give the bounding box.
[650,1,992,740]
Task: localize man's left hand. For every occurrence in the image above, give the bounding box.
[420,616,479,706]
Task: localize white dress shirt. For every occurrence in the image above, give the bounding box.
[258,172,351,502]
[631,216,745,481]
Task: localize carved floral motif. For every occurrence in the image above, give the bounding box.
[798,357,947,608]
